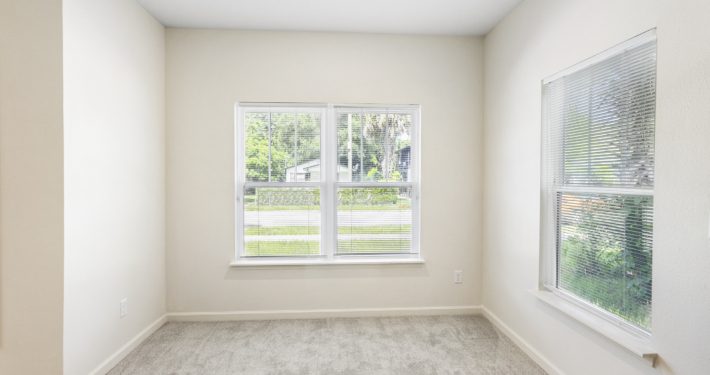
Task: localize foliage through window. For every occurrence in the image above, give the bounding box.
[237,104,419,261]
[541,31,656,332]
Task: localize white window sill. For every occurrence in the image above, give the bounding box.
[531,289,658,367]
[230,257,425,267]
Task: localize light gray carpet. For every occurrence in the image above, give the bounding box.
[108,315,546,375]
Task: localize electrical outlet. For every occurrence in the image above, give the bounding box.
[454,270,463,284]
[120,298,128,318]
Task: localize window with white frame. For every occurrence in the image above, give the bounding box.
[236,104,419,262]
[541,31,656,333]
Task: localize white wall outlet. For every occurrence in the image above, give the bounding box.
[454,270,463,284]
[120,298,128,318]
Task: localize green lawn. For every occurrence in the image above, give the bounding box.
[245,241,320,256]
[337,239,412,254]
[244,197,411,212]
[338,225,411,235]
[559,273,651,329]
[245,239,412,256]
[245,204,411,211]
[245,226,320,236]
[245,225,411,236]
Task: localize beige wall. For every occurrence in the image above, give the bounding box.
[0,0,65,373]
[166,30,484,313]
[63,0,166,373]
[483,0,710,374]
[5,1,707,372]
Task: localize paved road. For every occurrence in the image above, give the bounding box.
[244,210,412,227]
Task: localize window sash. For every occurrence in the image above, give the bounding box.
[333,183,416,257]
[236,103,420,261]
[542,189,654,338]
[242,186,323,258]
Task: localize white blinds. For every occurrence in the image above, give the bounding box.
[335,110,413,183]
[242,110,322,257]
[544,39,656,189]
[244,111,321,183]
[542,32,656,331]
[337,186,414,254]
[244,187,321,256]
[335,108,416,255]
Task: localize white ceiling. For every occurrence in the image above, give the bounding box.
[136,0,522,35]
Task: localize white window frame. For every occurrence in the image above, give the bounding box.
[233,102,422,266]
[538,30,658,366]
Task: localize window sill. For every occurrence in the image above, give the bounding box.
[230,257,425,267]
[531,289,658,367]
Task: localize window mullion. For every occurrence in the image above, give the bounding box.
[235,105,246,261]
[323,106,335,260]
[411,108,420,256]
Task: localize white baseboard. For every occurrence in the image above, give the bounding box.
[167,305,483,321]
[89,314,168,375]
[482,307,564,375]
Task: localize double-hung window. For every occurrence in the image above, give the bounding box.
[235,103,420,264]
[541,31,657,334]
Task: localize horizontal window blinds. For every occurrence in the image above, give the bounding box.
[337,187,414,255]
[335,108,415,255]
[242,110,323,257]
[543,33,656,331]
[335,110,413,183]
[244,187,321,256]
[244,111,321,183]
[544,39,656,189]
[556,193,654,329]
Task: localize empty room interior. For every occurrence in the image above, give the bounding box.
[1,0,709,374]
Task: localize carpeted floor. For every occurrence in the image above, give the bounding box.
[108,315,546,375]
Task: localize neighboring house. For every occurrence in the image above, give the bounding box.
[289,146,410,183]
[397,146,411,181]
[285,159,350,182]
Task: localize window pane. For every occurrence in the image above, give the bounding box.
[337,187,413,254]
[557,192,653,330]
[336,111,412,182]
[244,111,321,182]
[244,187,320,256]
[546,40,656,188]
